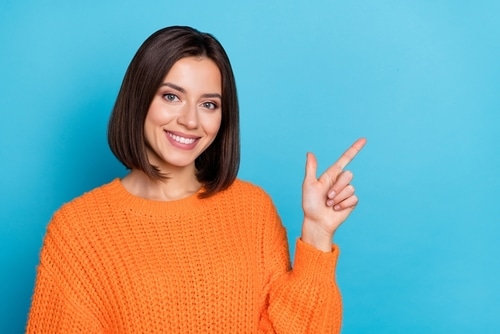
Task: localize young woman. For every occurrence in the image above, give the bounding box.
[27,26,366,333]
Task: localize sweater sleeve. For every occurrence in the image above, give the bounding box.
[26,212,104,334]
[258,198,342,333]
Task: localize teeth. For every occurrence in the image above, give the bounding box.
[168,132,196,144]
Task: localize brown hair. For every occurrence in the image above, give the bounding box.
[108,26,240,197]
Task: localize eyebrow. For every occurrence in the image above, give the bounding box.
[160,82,222,99]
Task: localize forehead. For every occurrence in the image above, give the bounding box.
[163,57,222,92]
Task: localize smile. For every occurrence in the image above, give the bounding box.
[167,131,197,145]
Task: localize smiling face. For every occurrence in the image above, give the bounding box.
[144,56,222,174]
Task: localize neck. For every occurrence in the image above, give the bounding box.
[121,168,202,201]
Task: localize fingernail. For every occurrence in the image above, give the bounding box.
[328,190,336,198]
[334,205,341,211]
[326,199,334,207]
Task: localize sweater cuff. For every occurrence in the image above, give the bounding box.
[293,239,339,281]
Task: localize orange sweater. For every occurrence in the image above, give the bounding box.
[27,179,342,333]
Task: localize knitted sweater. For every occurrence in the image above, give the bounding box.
[27,179,342,333]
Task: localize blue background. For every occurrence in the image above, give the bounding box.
[1,0,499,333]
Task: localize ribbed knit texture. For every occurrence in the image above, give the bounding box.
[27,179,342,333]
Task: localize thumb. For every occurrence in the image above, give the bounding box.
[304,152,318,183]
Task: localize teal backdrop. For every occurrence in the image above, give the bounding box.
[1,0,499,333]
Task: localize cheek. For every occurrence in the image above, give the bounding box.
[144,103,177,136]
[143,120,155,146]
[213,112,223,133]
[143,108,165,144]
[213,115,222,135]
[146,102,167,125]
[202,112,222,136]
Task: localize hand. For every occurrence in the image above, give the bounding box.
[301,138,367,251]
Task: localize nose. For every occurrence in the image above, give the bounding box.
[177,102,198,129]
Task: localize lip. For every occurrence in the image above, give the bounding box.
[164,130,200,150]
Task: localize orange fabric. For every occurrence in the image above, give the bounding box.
[27,179,342,333]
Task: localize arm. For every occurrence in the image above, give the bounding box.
[263,239,343,333]
[26,263,102,333]
[258,138,366,333]
[26,213,103,334]
[255,193,341,333]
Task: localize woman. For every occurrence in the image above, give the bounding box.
[27,26,366,333]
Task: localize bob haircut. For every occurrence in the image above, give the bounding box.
[108,26,240,198]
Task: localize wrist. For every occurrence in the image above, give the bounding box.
[301,218,334,252]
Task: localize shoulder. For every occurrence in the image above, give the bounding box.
[49,179,120,232]
[225,180,285,240]
[224,179,274,203]
[210,179,279,219]
[56,179,118,213]
[40,179,120,264]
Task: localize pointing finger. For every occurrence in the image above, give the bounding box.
[337,138,367,170]
[322,138,367,182]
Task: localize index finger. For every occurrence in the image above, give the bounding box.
[333,137,367,171]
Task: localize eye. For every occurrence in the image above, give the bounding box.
[162,93,179,102]
[201,101,218,110]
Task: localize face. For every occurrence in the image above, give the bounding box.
[144,57,222,172]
